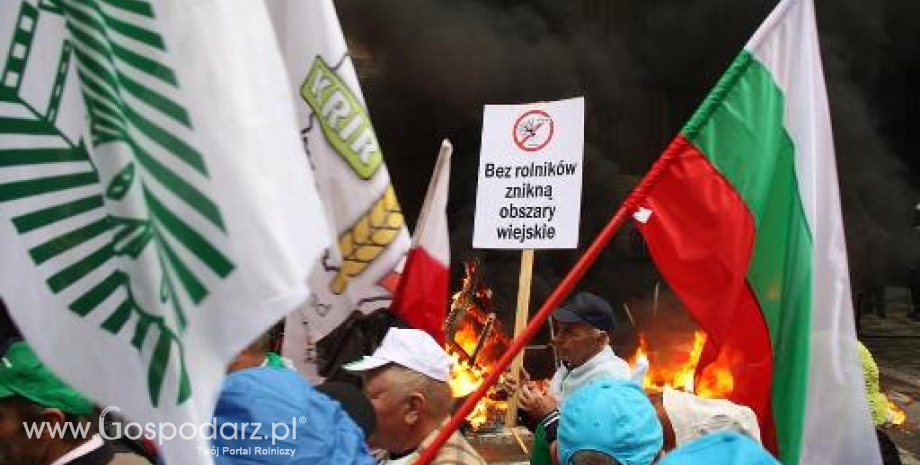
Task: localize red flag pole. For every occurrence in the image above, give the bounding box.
[412,143,683,465]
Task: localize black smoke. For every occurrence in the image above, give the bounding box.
[333,0,920,344]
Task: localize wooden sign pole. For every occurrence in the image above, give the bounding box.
[504,249,535,427]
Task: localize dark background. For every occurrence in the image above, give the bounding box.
[333,0,920,348]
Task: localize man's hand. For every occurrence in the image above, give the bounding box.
[519,380,558,419]
[500,367,530,395]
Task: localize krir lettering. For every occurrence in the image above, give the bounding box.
[300,57,381,179]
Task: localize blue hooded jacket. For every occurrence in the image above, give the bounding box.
[212,367,375,465]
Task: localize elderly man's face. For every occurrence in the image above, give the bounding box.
[0,401,49,465]
[552,321,606,368]
[363,367,419,454]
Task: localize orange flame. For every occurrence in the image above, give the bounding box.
[453,323,480,359]
[631,330,733,398]
[696,354,734,398]
[447,351,508,430]
[444,261,510,431]
[887,398,907,426]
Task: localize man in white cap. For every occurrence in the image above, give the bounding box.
[344,327,486,465]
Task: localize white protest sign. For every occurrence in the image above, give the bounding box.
[473,97,584,249]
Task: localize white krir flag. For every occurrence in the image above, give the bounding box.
[0,1,328,464]
[266,0,411,379]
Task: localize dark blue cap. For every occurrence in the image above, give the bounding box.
[552,292,614,332]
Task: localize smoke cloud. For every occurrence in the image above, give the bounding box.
[333,0,920,337]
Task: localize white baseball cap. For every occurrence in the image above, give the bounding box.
[663,387,762,447]
[343,328,451,382]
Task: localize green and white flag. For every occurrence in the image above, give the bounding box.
[267,0,411,380]
[0,1,328,463]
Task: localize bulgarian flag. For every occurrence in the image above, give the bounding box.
[632,0,880,464]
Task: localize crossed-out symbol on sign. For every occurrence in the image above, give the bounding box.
[513,109,554,152]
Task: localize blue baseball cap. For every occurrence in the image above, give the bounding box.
[656,431,780,465]
[558,378,663,465]
[553,292,615,332]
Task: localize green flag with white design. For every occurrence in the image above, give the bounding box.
[0,0,329,463]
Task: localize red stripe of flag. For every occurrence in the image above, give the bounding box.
[633,136,777,452]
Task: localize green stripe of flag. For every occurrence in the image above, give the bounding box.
[101,298,134,334]
[62,1,108,40]
[69,270,125,316]
[101,11,165,50]
[46,42,73,124]
[682,51,813,464]
[4,4,39,92]
[39,0,63,14]
[111,41,178,87]
[87,107,124,134]
[73,48,121,98]
[158,230,207,303]
[177,355,191,403]
[98,0,154,18]
[69,0,175,85]
[0,117,58,135]
[13,195,105,233]
[0,147,91,166]
[0,172,99,202]
[130,140,225,230]
[48,242,113,293]
[148,329,172,407]
[92,129,120,145]
[144,188,233,278]
[77,69,125,117]
[66,21,115,64]
[130,314,152,349]
[125,105,206,175]
[75,0,164,51]
[118,71,189,127]
[29,217,111,264]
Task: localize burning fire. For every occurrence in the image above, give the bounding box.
[632,327,909,429]
[449,352,484,398]
[443,259,742,430]
[886,398,907,426]
[631,330,733,398]
[447,352,508,430]
[444,259,510,431]
[446,341,508,431]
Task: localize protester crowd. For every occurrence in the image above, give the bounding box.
[0,293,903,465]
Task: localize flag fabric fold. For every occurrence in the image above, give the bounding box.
[632,0,879,464]
[391,140,453,343]
[266,0,411,380]
[0,1,328,463]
